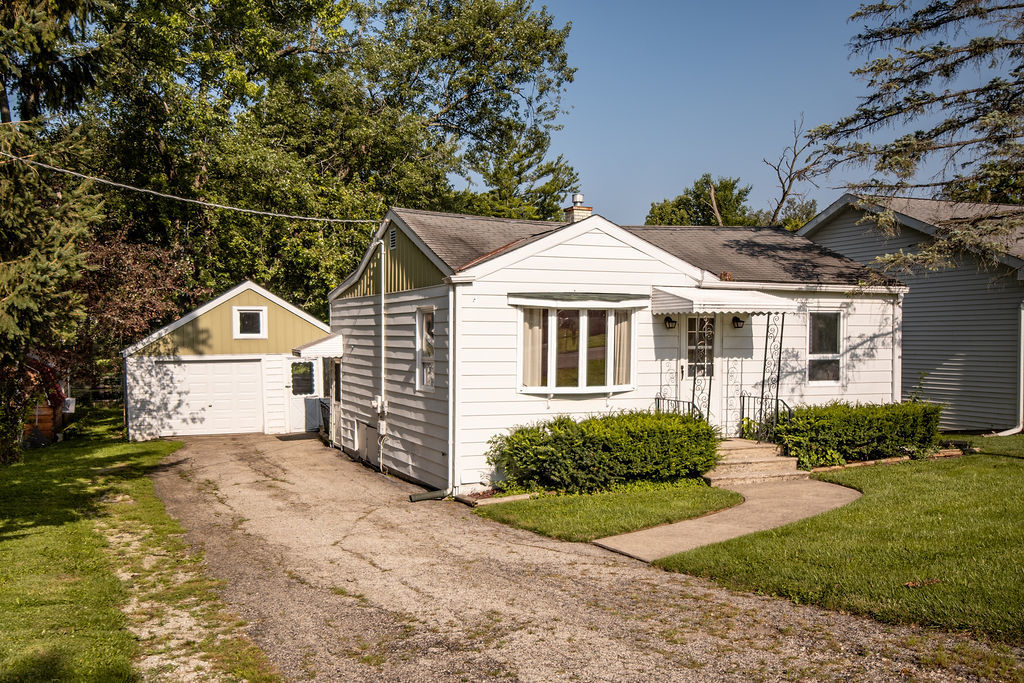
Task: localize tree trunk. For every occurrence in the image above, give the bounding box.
[707,180,724,226]
[0,81,12,124]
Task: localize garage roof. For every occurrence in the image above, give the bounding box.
[121,281,329,357]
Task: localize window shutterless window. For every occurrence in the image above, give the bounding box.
[232,306,267,339]
[521,307,633,393]
[808,311,841,382]
[416,308,435,391]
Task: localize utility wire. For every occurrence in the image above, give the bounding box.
[0,150,381,224]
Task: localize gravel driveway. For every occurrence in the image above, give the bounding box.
[153,433,1021,682]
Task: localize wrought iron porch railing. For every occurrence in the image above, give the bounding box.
[654,396,704,420]
[739,394,793,442]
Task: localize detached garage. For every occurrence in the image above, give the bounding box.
[122,281,331,440]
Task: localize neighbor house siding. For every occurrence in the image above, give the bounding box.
[330,285,450,490]
[809,205,1024,430]
[451,224,899,488]
[338,225,445,299]
[135,290,325,356]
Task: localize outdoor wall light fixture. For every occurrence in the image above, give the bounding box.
[663,316,677,330]
[732,316,745,329]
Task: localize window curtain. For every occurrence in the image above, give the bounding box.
[522,308,547,386]
[613,310,631,385]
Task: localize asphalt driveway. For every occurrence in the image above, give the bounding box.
[153,433,1018,681]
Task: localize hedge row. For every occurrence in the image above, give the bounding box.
[774,401,942,470]
[486,411,720,494]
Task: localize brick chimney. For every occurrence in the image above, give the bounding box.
[563,193,593,223]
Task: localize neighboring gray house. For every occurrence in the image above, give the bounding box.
[800,194,1024,432]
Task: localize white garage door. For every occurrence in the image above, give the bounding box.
[153,360,263,436]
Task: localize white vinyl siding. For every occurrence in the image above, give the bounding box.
[808,205,1024,430]
[330,285,449,489]
[451,225,897,488]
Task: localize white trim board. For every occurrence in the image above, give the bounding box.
[121,281,329,357]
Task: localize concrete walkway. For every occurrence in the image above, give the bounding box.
[593,479,862,563]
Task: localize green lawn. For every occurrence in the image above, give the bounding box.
[0,409,278,682]
[949,432,1024,459]
[474,480,742,542]
[655,455,1024,644]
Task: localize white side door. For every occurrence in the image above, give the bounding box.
[287,359,320,432]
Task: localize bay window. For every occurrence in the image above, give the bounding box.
[521,307,633,392]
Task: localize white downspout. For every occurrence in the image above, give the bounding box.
[447,283,457,494]
[994,303,1024,436]
[377,238,389,469]
[891,293,903,403]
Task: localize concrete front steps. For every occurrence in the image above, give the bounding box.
[704,438,808,486]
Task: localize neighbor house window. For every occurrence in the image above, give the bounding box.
[521,308,633,392]
[233,306,268,339]
[416,308,435,391]
[808,311,841,382]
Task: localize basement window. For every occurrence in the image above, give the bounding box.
[233,306,268,339]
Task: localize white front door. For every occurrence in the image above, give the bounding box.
[287,360,319,432]
[678,315,718,423]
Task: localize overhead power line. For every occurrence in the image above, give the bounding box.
[0,150,381,224]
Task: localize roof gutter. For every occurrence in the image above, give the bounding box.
[994,303,1024,436]
[697,280,909,295]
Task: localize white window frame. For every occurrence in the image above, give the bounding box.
[516,304,637,395]
[416,306,436,392]
[807,310,843,384]
[232,306,268,340]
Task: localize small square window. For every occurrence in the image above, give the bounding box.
[239,311,261,335]
[233,306,268,339]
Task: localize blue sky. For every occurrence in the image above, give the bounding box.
[539,1,872,224]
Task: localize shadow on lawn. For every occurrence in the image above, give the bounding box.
[0,411,183,544]
[0,646,135,683]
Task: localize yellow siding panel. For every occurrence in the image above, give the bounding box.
[136,290,326,356]
[339,224,444,298]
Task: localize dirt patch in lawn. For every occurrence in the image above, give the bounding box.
[151,433,1024,682]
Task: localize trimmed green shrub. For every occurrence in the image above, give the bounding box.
[487,411,720,494]
[774,401,941,470]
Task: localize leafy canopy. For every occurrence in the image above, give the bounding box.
[646,173,757,226]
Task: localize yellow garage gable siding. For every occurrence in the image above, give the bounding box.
[339,225,444,299]
[136,290,326,356]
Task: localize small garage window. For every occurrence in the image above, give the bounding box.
[233,306,268,339]
[291,362,314,395]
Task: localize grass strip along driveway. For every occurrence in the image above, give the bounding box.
[0,409,278,682]
[656,454,1024,646]
[474,480,742,542]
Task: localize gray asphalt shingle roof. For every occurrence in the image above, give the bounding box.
[390,207,888,285]
[391,207,565,272]
[875,196,1024,261]
[626,225,885,285]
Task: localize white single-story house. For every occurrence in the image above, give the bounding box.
[800,194,1024,432]
[122,281,330,440]
[298,198,907,494]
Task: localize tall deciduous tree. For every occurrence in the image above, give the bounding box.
[0,129,97,462]
[646,173,757,226]
[813,0,1024,269]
